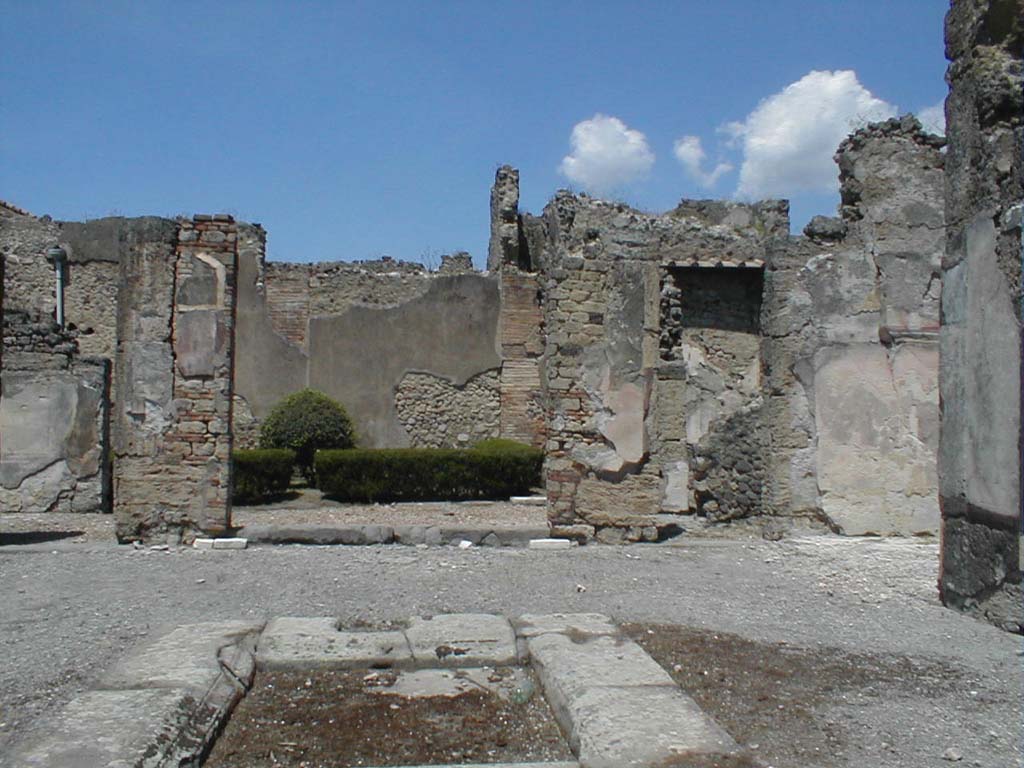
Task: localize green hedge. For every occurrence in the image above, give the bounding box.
[315,440,542,503]
[232,449,296,503]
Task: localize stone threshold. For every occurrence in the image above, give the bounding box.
[9,613,741,768]
[235,522,552,547]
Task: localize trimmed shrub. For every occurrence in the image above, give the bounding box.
[232,449,295,503]
[259,389,355,481]
[315,440,543,503]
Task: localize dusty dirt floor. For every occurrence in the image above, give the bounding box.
[0,509,1020,768]
[233,486,550,530]
[205,667,570,767]
[624,623,977,768]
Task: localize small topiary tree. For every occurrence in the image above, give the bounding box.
[259,389,355,482]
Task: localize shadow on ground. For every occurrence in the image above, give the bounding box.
[0,531,85,546]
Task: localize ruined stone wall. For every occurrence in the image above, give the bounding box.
[939,0,1022,631]
[534,190,783,542]
[260,259,442,350]
[522,119,944,540]
[0,309,110,513]
[113,216,237,542]
[234,243,502,450]
[761,117,945,536]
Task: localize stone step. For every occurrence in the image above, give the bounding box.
[237,522,550,547]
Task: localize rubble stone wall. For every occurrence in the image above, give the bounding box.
[113,216,237,542]
[939,0,1022,631]
[395,369,500,448]
[534,190,784,542]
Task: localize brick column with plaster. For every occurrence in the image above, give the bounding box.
[113,215,238,542]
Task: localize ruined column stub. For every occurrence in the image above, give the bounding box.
[488,165,520,272]
[114,215,238,543]
[938,0,1022,631]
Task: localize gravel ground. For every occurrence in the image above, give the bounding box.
[0,516,1020,767]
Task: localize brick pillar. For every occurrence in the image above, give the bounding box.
[113,215,238,543]
[498,269,546,447]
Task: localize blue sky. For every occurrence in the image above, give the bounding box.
[2,1,950,267]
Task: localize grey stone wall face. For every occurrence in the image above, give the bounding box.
[488,165,521,272]
[0,310,110,513]
[532,119,945,539]
[762,117,946,536]
[113,216,237,543]
[939,0,1022,631]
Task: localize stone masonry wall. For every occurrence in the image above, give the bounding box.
[395,369,500,447]
[261,258,445,350]
[534,190,783,542]
[658,267,765,520]
[113,216,237,543]
[0,309,110,513]
[939,0,1022,631]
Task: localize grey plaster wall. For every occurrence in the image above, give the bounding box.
[939,0,1022,631]
[233,226,308,447]
[0,310,110,513]
[233,237,501,449]
[308,274,501,447]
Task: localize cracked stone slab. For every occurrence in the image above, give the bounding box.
[569,685,739,767]
[405,613,518,668]
[9,688,199,768]
[514,613,619,639]
[100,620,260,693]
[257,617,413,669]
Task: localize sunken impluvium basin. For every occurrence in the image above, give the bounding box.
[10,613,741,768]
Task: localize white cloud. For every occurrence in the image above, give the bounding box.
[559,114,655,193]
[673,135,733,188]
[729,70,897,199]
[916,101,945,136]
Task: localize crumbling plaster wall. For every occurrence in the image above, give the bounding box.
[939,0,1022,631]
[763,117,946,536]
[0,205,124,514]
[533,191,786,542]
[233,240,502,450]
[520,116,944,540]
[0,310,110,513]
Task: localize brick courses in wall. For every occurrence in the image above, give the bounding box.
[113,215,238,543]
[498,267,547,447]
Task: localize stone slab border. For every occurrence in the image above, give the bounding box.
[236,522,551,547]
[9,613,739,768]
[9,621,261,767]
